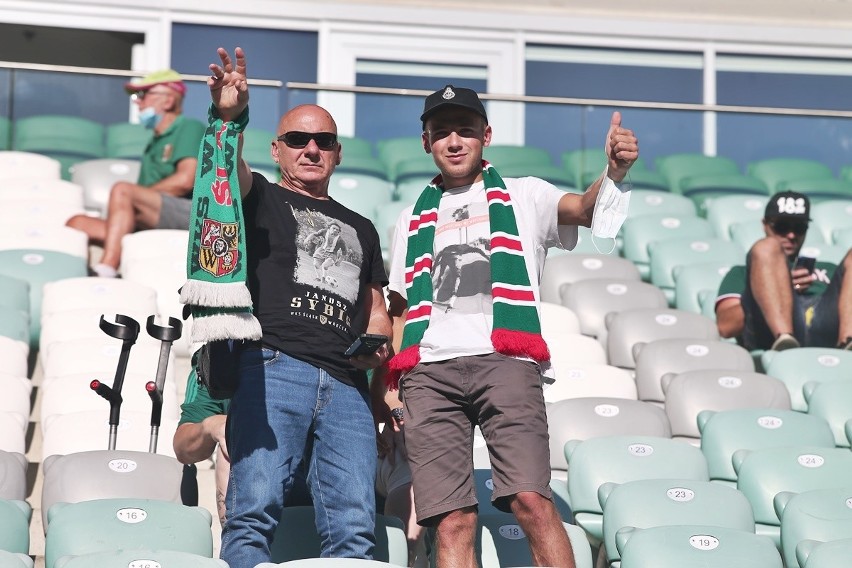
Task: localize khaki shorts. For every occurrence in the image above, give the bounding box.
[401,353,552,525]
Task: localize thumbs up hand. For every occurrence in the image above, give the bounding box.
[606,111,639,183]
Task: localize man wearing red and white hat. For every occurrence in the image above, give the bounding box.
[67,69,204,277]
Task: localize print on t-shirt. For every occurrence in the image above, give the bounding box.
[292,205,363,304]
[432,202,492,314]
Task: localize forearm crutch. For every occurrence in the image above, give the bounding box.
[145,315,182,453]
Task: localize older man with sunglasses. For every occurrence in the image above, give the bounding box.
[206,47,392,567]
[716,190,852,351]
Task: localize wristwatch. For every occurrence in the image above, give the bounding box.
[391,407,404,422]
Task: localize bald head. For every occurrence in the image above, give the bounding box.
[277,104,338,137]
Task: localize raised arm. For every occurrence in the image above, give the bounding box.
[558,111,638,226]
[209,46,254,198]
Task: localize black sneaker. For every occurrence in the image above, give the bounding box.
[771,333,800,351]
[837,337,852,351]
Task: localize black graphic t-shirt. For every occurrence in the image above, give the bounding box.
[243,172,387,388]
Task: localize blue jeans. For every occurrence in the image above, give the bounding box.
[220,347,377,567]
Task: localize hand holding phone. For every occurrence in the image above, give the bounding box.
[795,256,816,274]
[344,333,388,357]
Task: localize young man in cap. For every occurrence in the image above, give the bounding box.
[716,190,852,350]
[378,84,638,567]
[67,69,205,277]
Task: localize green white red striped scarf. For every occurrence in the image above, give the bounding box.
[386,161,549,389]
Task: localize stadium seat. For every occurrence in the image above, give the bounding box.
[834,226,852,248]
[269,506,407,566]
[104,122,150,160]
[41,277,158,322]
[498,164,576,191]
[40,449,184,530]
[547,398,672,508]
[53,549,228,568]
[564,435,708,545]
[621,169,669,192]
[662,369,791,443]
[241,127,277,172]
[538,302,581,334]
[336,155,389,180]
[543,224,623,255]
[679,173,769,210]
[14,115,106,179]
[698,408,835,485]
[41,336,175,381]
[0,336,29,378]
[802,380,852,447]
[632,338,754,405]
[733,446,852,545]
[0,151,62,180]
[328,172,394,222]
[605,308,719,369]
[626,190,696,219]
[0,306,29,346]
[796,243,850,265]
[338,135,375,161]
[761,348,852,411]
[810,199,852,244]
[730,218,827,253]
[0,499,31,555]
[0,451,28,502]
[620,214,715,279]
[256,561,399,568]
[0,551,33,568]
[775,488,852,568]
[483,144,552,168]
[796,537,852,568]
[376,136,426,181]
[673,261,735,313]
[616,524,781,568]
[705,194,769,240]
[0,274,29,316]
[543,363,637,402]
[747,158,834,192]
[0,117,9,151]
[476,513,592,568]
[0,200,85,228]
[543,331,608,366]
[0,223,88,258]
[599,478,755,566]
[0,374,32,430]
[649,237,744,303]
[44,498,213,568]
[540,254,640,304]
[69,158,140,214]
[562,148,608,190]
[119,230,188,325]
[655,153,740,193]
[780,178,852,203]
[0,177,84,207]
[41,410,179,461]
[559,278,667,344]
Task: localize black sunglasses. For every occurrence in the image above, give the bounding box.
[276,131,338,150]
[770,219,809,236]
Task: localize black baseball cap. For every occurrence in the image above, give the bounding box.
[420,85,488,129]
[764,190,811,222]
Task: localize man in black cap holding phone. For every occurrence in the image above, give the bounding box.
[716,190,852,351]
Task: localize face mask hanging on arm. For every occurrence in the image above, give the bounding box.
[589,122,633,258]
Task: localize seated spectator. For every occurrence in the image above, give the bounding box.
[67,69,205,277]
[715,190,851,351]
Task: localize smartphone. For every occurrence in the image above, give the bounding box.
[344,333,388,357]
[795,256,816,274]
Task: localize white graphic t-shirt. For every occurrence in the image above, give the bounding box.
[388,176,577,363]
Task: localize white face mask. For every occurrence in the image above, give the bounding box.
[138,107,163,130]
[590,168,631,253]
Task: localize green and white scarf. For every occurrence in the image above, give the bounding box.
[179,104,262,342]
[386,161,549,389]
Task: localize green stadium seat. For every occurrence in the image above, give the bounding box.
[775,487,852,568]
[565,435,707,546]
[14,115,106,180]
[733,446,852,546]
[45,498,213,568]
[748,158,834,192]
[811,199,852,243]
[53,550,228,568]
[797,537,852,568]
[476,513,592,568]
[655,153,740,193]
[705,195,769,240]
[730,218,826,253]
[802,380,852,447]
[620,214,716,280]
[0,250,88,348]
[0,117,10,151]
[336,155,388,180]
[627,190,696,220]
[540,253,641,304]
[105,123,150,159]
[0,306,28,347]
[649,237,744,303]
[0,274,29,317]
[269,506,407,566]
[338,135,375,160]
[599,479,755,566]
[256,561,398,568]
[0,451,28,502]
[328,172,394,222]
[697,408,834,485]
[680,173,769,211]
[673,261,734,313]
[761,348,852,411]
[375,201,410,254]
[376,136,425,181]
[242,127,277,171]
[483,144,552,168]
[617,525,781,568]
[835,227,852,248]
[780,178,852,203]
[0,550,32,568]
[499,164,576,191]
[0,499,31,555]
